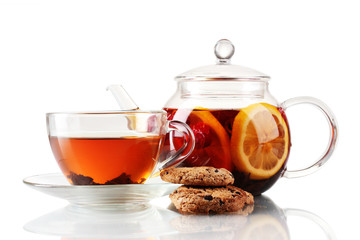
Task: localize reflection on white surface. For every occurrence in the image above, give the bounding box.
[163,196,337,240]
[24,205,178,239]
[24,195,336,240]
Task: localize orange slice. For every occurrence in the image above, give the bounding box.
[230,103,290,180]
[185,110,233,171]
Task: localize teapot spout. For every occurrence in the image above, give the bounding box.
[107,85,139,110]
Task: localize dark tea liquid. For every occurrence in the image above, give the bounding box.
[164,106,291,195]
[49,136,162,184]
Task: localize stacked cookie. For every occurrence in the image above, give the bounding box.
[160,167,254,215]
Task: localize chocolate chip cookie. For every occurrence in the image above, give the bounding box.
[160,167,234,186]
[169,185,254,214]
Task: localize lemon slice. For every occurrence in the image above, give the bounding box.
[230,103,290,180]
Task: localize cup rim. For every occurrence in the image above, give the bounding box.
[46,109,167,116]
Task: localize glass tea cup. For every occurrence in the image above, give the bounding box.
[46,110,195,185]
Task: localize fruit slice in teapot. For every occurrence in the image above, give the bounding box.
[167,108,233,170]
[230,103,290,180]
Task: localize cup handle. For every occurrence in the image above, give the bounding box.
[157,120,195,170]
[281,96,338,178]
[284,208,337,239]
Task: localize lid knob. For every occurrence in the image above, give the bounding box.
[214,39,235,65]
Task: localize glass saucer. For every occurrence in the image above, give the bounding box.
[23,173,181,211]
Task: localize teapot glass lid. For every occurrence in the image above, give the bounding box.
[175,39,270,81]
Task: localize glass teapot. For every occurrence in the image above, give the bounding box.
[163,39,337,195]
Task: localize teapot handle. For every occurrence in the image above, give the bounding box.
[280,97,338,178]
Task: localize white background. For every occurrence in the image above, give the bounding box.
[0,0,359,239]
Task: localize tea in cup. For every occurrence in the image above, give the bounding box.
[47,110,195,185]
